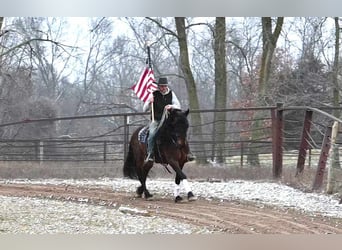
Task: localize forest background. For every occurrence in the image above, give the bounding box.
[0,17,340,163]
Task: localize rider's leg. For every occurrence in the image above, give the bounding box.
[145,121,158,162]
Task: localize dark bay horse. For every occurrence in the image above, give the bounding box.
[123,108,196,203]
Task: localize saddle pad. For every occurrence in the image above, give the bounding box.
[138,126,149,144]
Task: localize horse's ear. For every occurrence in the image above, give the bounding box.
[184,109,189,116]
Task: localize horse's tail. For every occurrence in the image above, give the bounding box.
[123,143,138,179]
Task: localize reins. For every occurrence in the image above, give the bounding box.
[157,109,182,147]
[156,108,170,131]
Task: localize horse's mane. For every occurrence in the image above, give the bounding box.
[157,109,189,140]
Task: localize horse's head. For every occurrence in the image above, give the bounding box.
[164,108,190,139]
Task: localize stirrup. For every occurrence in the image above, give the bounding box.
[145,153,154,163]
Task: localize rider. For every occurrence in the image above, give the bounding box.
[143,77,196,163]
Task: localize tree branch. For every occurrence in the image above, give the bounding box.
[0,38,76,58]
[145,17,178,38]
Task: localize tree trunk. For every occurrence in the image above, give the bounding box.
[174,17,206,163]
[327,17,341,194]
[213,17,227,163]
[0,17,4,64]
[248,17,284,167]
[0,17,3,31]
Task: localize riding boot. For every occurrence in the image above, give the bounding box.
[145,151,154,162]
[145,135,155,163]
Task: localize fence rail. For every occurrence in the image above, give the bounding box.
[0,139,123,162]
[1,105,342,184]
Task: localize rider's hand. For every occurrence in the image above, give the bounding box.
[165,105,172,110]
[150,96,154,103]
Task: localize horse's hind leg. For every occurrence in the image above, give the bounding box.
[134,167,144,198]
[137,163,153,200]
[136,185,144,198]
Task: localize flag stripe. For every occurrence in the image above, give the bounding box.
[131,67,157,102]
[134,68,149,95]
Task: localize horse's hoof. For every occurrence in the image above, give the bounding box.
[174,196,184,203]
[187,192,197,201]
[144,193,153,200]
[146,196,154,201]
[188,196,197,201]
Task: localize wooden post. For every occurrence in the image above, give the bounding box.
[103,141,107,163]
[327,121,339,194]
[296,110,313,176]
[308,148,312,168]
[39,141,44,164]
[240,140,244,168]
[271,103,283,179]
[312,125,332,190]
[123,115,129,161]
[34,140,39,160]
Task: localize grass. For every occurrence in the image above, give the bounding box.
[0,155,341,196]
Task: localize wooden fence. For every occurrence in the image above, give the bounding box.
[1,105,342,189]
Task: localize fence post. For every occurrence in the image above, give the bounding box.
[271,103,283,178]
[123,115,129,161]
[312,125,332,190]
[296,110,313,176]
[308,148,311,168]
[240,140,244,168]
[34,140,39,160]
[327,121,339,194]
[39,141,44,163]
[103,141,107,163]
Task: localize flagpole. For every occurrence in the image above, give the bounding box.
[146,41,155,122]
[147,43,152,69]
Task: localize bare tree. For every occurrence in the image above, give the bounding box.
[248,17,284,167]
[330,17,340,118]
[258,17,284,103]
[212,17,227,163]
[62,17,118,135]
[0,17,66,139]
[142,17,207,162]
[174,17,207,162]
[0,17,3,31]
[327,17,341,194]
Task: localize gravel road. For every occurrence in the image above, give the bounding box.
[0,178,341,234]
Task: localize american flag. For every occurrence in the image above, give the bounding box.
[131,67,157,102]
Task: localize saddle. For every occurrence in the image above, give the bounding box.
[138,126,149,144]
[138,126,168,165]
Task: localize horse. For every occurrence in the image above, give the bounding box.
[123,108,197,203]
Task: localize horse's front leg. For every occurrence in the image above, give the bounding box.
[181,179,196,201]
[174,174,182,203]
[171,162,197,203]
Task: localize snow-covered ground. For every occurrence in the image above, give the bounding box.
[0,195,207,234]
[0,178,341,233]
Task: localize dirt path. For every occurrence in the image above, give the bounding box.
[0,183,341,234]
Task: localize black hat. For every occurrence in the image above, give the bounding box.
[157,77,168,85]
